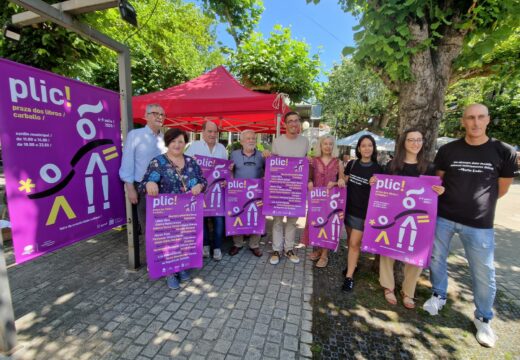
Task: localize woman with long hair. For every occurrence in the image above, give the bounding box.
[303,135,346,268]
[342,134,382,292]
[378,129,444,308]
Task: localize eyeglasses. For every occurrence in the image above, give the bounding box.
[406,138,423,144]
[285,120,300,124]
[148,112,165,118]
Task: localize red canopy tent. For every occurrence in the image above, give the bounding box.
[132,66,289,134]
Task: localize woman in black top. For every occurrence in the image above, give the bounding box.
[342,135,382,292]
[376,129,444,308]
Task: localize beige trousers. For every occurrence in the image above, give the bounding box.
[272,216,298,252]
[379,255,423,298]
[233,234,261,249]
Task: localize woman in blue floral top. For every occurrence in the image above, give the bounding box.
[140,128,207,290]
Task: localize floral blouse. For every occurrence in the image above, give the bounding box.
[139,154,207,195]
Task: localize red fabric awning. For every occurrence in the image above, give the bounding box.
[132,66,289,134]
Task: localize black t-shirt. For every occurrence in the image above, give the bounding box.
[384,161,436,177]
[344,159,383,219]
[435,138,518,228]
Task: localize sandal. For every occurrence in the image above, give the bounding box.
[309,250,322,261]
[316,256,328,268]
[384,288,397,305]
[401,290,416,309]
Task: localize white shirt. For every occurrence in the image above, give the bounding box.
[185,140,228,159]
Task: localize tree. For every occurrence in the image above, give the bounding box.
[0,1,100,79]
[1,0,224,94]
[229,25,321,102]
[441,77,520,146]
[310,0,520,158]
[84,0,224,93]
[322,59,396,137]
[202,0,264,47]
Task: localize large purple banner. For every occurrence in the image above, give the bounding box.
[308,187,346,251]
[194,155,232,217]
[361,174,441,268]
[263,156,308,217]
[145,194,203,279]
[0,59,125,264]
[225,179,265,236]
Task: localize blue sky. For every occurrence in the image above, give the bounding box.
[197,0,359,82]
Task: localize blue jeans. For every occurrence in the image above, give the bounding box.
[203,216,224,250]
[430,217,496,320]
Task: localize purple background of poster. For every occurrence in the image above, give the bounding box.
[263,156,308,217]
[145,194,203,279]
[225,178,265,236]
[0,59,125,264]
[361,174,441,267]
[194,155,231,217]
[308,187,346,251]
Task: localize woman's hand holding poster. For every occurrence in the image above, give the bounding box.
[361,175,441,268]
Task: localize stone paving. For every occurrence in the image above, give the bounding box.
[1,222,314,360]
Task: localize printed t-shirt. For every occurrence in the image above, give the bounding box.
[435,138,518,228]
[344,160,383,219]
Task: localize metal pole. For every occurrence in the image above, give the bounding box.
[118,50,139,270]
[0,230,16,354]
[276,113,281,137]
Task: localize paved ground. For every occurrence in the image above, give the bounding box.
[1,167,519,359]
[311,180,520,359]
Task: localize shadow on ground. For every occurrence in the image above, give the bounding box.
[311,233,520,360]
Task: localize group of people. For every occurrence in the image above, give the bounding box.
[119,103,518,348]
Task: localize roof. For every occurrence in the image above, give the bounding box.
[132,66,289,134]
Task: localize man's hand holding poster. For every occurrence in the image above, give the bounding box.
[361,174,441,268]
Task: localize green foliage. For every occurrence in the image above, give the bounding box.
[442,78,520,146]
[0,1,99,79]
[84,0,225,93]
[0,0,224,94]
[202,0,264,47]
[322,59,396,137]
[230,25,321,102]
[335,0,520,83]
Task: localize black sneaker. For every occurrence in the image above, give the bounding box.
[342,266,358,277]
[342,277,354,292]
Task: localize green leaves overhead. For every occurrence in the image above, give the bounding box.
[229,26,321,102]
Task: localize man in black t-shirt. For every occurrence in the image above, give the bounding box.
[423,104,518,348]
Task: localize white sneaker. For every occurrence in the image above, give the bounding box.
[422,294,446,316]
[213,248,222,261]
[203,246,210,258]
[474,318,497,348]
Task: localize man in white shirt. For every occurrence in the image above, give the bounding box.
[185,121,228,260]
[119,104,166,240]
[268,111,309,265]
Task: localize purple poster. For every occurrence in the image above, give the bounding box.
[308,187,346,251]
[361,174,441,268]
[263,156,308,217]
[194,155,232,217]
[0,59,125,264]
[145,194,203,279]
[225,179,265,236]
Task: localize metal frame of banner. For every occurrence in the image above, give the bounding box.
[2,0,139,353]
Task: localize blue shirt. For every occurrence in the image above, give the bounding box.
[230,149,264,179]
[119,126,166,183]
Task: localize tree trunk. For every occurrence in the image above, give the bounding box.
[397,20,467,160]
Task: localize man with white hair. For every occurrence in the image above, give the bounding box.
[228,129,265,257]
[424,103,518,348]
[119,104,167,248]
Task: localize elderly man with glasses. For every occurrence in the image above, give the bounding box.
[119,104,166,247]
[228,129,265,257]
